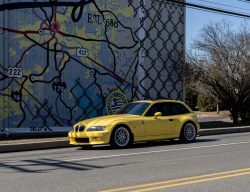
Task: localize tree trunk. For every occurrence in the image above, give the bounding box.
[217,102,219,115]
[231,108,239,123]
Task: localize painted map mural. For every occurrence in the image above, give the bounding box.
[0,0,185,133]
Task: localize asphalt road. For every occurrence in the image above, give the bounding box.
[1,132,250,192]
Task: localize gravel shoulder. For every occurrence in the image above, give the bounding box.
[199,118,249,129]
[195,110,230,117]
[195,111,249,129]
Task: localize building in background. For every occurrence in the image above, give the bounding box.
[0,0,185,136]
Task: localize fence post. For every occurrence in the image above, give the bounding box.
[4,0,9,136]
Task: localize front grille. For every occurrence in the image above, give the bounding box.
[75,126,79,132]
[79,125,85,132]
[75,138,89,143]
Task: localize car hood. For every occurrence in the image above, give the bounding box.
[74,114,142,128]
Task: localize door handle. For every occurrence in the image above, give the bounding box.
[169,119,174,121]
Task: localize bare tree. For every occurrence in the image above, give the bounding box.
[186,19,250,123]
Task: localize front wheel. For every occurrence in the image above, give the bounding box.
[110,127,132,148]
[179,123,197,142]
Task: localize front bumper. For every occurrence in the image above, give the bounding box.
[68,131,111,145]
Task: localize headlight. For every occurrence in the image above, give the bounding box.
[87,126,107,132]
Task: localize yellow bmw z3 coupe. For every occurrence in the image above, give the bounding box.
[68,100,200,148]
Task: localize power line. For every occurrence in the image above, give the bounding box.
[239,0,250,3]
[185,1,250,19]
[186,0,250,17]
[186,5,250,20]
[155,0,250,18]
[198,0,250,12]
[157,0,250,20]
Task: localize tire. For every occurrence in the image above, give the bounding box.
[179,122,197,142]
[80,145,92,149]
[110,126,132,148]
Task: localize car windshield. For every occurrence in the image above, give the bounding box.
[114,102,150,115]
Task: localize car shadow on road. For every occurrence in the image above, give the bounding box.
[76,137,219,151]
[0,157,135,173]
[0,139,219,173]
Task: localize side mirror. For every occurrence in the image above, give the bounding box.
[154,112,162,119]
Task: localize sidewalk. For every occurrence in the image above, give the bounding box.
[1,126,250,153]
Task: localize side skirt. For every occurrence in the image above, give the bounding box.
[134,134,180,142]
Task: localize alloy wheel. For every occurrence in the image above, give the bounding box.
[114,127,130,147]
[184,123,196,141]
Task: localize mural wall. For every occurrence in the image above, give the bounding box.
[0,0,185,134]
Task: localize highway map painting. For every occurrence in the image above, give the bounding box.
[0,0,184,132]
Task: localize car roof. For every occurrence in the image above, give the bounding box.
[133,100,184,104]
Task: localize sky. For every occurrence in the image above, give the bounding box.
[186,0,250,48]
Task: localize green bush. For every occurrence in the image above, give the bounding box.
[239,98,250,123]
[196,93,216,112]
[217,100,227,111]
[185,88,198,110]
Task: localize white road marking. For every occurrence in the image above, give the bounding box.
[66,141,250,162]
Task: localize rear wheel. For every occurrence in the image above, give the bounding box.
[110,126,132,148]
[179,123,197,142]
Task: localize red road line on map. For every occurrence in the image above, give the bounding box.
[57,31,66,36]
[54,0,58,22]
[15,33,56,67]
[43,28,65,36]
[0,27,39,35]
[0,27,61,35]
[86,56,124,82]
[1,26,66,38]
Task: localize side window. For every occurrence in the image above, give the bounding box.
[172,103,190,115]
[145,103,173,116]
[145,105,154,116]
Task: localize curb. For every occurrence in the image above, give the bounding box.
[198,126,250,136]
[0,140,75,153]
[1,126,250,153]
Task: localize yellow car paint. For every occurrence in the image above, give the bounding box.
[68,100,200,146]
